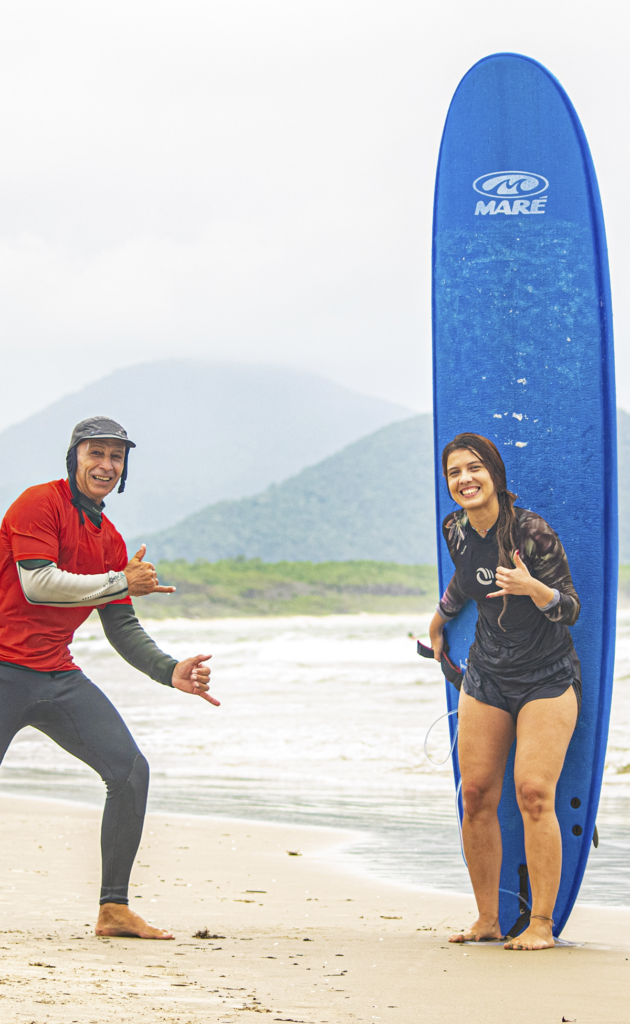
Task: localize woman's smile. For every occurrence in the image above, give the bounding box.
[457,480,486,506]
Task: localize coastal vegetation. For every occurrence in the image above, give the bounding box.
[617,565,630,605]
[136,559,630,619]
[138,558,439,618]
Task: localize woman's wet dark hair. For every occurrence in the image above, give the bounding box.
[442,433,517,629]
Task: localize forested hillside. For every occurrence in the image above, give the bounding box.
[141,410,630,564]
[0,360,411,537]
[139,415,436,563]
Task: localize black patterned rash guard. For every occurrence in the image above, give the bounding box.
[439,507,581,683]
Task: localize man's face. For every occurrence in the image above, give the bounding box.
[75,439,127,503]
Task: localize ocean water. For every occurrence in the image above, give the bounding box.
[1,611,629,906]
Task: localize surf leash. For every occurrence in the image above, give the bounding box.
[423,708,458,766]
[414,633,532,926]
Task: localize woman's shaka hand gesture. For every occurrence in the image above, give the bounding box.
[487,551,532,598]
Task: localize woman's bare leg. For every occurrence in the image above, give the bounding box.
[449,691,515,942]
[504,685,578,950]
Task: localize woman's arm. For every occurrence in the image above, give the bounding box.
[429,573,468,662]
[438,573,468,620]
[429,609,447,662]
[489,514,580,626]
[523,516,580,624]
[432,518,469,662]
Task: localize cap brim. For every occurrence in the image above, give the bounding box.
[81,433,136,448]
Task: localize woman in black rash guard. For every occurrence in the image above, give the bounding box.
[429,433,580,952]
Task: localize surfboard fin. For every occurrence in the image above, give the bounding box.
[593,824,599,848]
[503,863,532,939]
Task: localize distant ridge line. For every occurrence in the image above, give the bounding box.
[138,409,630,565]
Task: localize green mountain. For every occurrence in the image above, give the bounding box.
[139,409,630,565]
[140,415,436,563]
[0,360,412,538]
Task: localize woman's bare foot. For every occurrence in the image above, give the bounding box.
[504,917,554,950]
[95,903,174,939]
[449,916,503,943]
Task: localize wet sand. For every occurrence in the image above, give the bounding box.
[0,795,627,1023]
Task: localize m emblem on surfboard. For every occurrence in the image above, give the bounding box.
[473,171,549,216]
[473,171,549,196]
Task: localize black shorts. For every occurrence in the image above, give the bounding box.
[462,651,582,722]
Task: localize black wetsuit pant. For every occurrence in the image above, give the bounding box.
[0,662,148,905]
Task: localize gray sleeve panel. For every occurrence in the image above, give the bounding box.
[17,561,128,607]
[438,571,468,620]
[538,588,561,613]
[98,603,178,687]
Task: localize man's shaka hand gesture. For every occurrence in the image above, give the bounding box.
[124,544,176,597]
[172,655,219,705]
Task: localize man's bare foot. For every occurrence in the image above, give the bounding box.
[449,916,503,943]
[95,903,174,939]
[504,917,554,950]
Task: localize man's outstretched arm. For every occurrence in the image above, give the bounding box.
[98,603,219,704]
[98,602,178,685]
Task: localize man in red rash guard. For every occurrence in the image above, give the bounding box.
[0,416,220,939]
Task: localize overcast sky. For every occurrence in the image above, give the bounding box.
[0,0,628,430]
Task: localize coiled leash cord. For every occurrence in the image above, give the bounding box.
[455,782,532,917]
[425,715,532,916]
[423,708,459,766]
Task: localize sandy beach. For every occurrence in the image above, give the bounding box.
[0,796,626,1023]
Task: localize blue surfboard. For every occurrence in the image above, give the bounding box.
[432,53,616,937]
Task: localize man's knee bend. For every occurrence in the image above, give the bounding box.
[517,780,550,820]
[128,752,149,817]
[105,751,149,810]
[129,751,149,793]
[462,782,497,820]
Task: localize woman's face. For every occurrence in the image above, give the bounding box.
[445,448,497,512]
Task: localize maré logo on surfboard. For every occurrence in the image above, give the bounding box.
[473,171,548,217]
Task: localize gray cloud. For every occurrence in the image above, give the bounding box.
[0,0,627,429]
